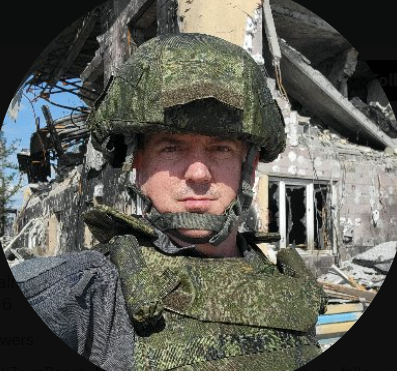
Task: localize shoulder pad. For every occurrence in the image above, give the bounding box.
[83,204,157,243]
[11,250,110,298]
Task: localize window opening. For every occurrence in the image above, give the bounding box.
[286,185,306,246]
[314,184,331,249]
[268,179,332,250]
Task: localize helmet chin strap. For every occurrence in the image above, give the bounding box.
[127,146,258,246]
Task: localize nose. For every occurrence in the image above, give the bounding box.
[184,160,212,183]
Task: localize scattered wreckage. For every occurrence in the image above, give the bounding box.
[316,241,395,349]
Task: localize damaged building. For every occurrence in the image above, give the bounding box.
[5,0,397,268]
[4,1,397,343]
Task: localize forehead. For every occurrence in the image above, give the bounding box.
[142,132,244,147]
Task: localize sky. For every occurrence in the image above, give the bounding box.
[1,79,87,209]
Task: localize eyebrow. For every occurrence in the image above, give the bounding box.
[149,137,184,146]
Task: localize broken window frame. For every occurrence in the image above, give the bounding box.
[268,177,335,252]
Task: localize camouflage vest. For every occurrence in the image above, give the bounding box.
[107,234,326,371]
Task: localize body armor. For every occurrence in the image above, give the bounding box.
[86,206,327,371]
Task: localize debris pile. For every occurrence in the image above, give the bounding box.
[351,97,397,138]
[3,217,48,267]
[315,241,395,349]
[0,235,12,249]
[353,240,395,274]
[319,241,396,302]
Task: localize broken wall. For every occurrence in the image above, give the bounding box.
[177,0,263,58]
[11,137,136,259]
[14,169,82,256]
[8,0,397,272]
[338,154,397,260]
[258,113,397,262]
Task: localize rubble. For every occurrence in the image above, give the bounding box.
[0,235,13,249]
[17,113,89,184]
[353,241,396,273]
[351,97,397,138]
[319,241,396,296]
[316,302,366,351]
[276,38,397,150]
[3,217,47,259]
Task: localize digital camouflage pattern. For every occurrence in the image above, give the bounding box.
[89,33,286,162]
[83,204,157,243]
[107,233,327,371]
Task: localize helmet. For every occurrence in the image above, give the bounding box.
[88,33,286,245]
[89,33,285,163]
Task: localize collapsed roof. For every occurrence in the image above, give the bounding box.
[16,0,397,153]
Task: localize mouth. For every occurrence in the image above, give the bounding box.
[179,198,215,211]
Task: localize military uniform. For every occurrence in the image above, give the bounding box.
[12,34,327,370]
[12,202,326,370]
[94,206,326,370]
[13,205,326,371]
[113,234,325,371]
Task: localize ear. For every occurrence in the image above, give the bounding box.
[132,150,144,186]
[251,152,260,185]
[133,150,143,170]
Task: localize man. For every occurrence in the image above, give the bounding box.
[12,33,326,371]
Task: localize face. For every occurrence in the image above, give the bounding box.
[134,132,248,240]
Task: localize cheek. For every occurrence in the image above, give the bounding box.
[136,154,161,186]
[219,160,242,190]
[140,170,172,193]
[139,170,180,212]
[211,161,242,209]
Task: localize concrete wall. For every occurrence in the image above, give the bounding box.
[15,171,81,255]
[258,114,397,260]
[177,0,262,52]
[13,142,135,255]
[338,155,397,259]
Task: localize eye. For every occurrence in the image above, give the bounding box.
[214,146,232,152]
[161,146,178,153]
[209,145,234,159]
[210,145,233,153]
[158,145,184,159]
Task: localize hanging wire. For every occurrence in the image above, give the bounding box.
[274,62,290,104]
[262,0,290,106]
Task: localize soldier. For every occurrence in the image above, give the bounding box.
[12,34,327,370]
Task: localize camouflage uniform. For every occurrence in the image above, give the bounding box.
[80,203,326,371]
[13,34,327,371]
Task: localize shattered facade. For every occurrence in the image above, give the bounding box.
[5,0,397,283]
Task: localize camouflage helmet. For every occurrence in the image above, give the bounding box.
[89,33,285,165]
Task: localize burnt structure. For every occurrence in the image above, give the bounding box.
[6,0,397,276]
